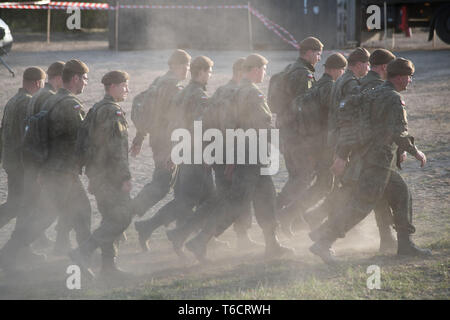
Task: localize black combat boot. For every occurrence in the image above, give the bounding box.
[397,233,432,257]
[68,238,98,280]
[263,228,295,259]
[166,228,188,259]
[99,255,133,280]
[134,220,156,252]
[309,239,337,264]
[185,231,212,263]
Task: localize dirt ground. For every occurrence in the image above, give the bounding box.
[0,30,448,299]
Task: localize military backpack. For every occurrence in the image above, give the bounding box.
[130,77,160,135]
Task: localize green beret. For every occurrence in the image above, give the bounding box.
[101,70,130,85]
[369,49,396,66]
[243,53,268,70]
[46,61,65,78]
[324,53,348,69]
[299,37,324,53]
[64,59,89,74]
[387,58,415,77]
[348,47,370,64]
[168,49,191,66]
[23,67,46,81]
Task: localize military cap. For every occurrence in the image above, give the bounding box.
[324,53,348,69]
[232,57,246,74]
[168,49,191,66]
[387,58,415,77]
[347,47,370,64]
[299,37,324,53]
[64,59,89,74]
[101,70,130,86]
[243,54,268,70]
[46,61,65,78]
[23,67,46,81]
[369,49,396,66]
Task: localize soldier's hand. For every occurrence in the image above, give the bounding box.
[399,151,407,163]
[224,164,235,181]
[122,179,132,193]
[415,150,427,167]
[129,141,142,158]
[166,157,175,170]
[330,156,347,177]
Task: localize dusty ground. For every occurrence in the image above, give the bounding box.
[0,30,448,299]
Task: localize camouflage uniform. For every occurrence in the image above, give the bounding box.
[311,81,418,245]
[77,94,132,263]
[0,88,31,228]
[277,58,316,208]
[0,88,92,266]
[134,80,214,247]
[185,78,288,260]
[132,71,184,216]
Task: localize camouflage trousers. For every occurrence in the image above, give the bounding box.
[0,166,24,229]
[132,163,174,217]
[134,164,215,236]
[0,170,92,259]
[80,178,132,258]
[311,166,414,242]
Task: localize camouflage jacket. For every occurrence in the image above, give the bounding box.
[85,94,130,186]
[346,81,418,174]
[205,79,239,131]
[314,73,335,131]
[280,57,316,140]
[136,71,183,161]
[234,78,272,165]
[0,88,31,170]
[327,69,360,147]
[41,88,86,174]
[172,80,209,134]
[359,70,383,92]
[27,82,56,118]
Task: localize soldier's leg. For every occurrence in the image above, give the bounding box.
[277,147,299,209]
[0,168,24,229]
[309,166,390,263]
[132,165,173,217]
[253,174,294,259]
[384,171,430,256]
[373,199,396,253]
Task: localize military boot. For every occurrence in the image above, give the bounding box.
[68,248,95,280]
[263,229,295,259]
[379,227,397,253]
[309,239,337,265]
[166,229,188,259]
[185,232,212,263]
[99,256,133,280]
[397,233,432,257]
[134,220,156,252]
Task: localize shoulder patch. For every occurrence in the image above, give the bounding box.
[73,104,81,110]
[116,110,123,116]
[201,95,208,100]
[307,73,314,79]
[401,100,406,106]
[258,93,264,98]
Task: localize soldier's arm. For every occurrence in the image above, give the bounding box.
[192,89,210,121]
[58,100,84,140]
[389,96,419,157]
[100,106,132,185]
[249,89,272,130]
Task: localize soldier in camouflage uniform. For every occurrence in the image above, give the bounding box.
[22,61,70,253]
[166,58,261,254]
[0,60,92,272]
[309,58,431,263]
[279,53,347,234]
[69,71,132,278]
[308,49,398,253]
[130,50,191,230]
[0,67,46,265]
[276,37,323,214]
[184,54,294,263]
[134,56,216,252]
